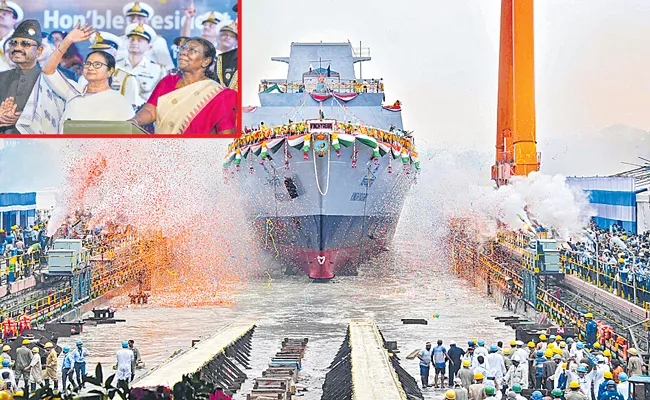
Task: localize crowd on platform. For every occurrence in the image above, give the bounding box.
[419,328,643,400]
[0,1,237,134]
[562,222,650,305]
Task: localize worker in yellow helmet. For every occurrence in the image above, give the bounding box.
[469,373,485,400]
[537,334,548,351]
[446,389,457,400]
[458,360,474,390]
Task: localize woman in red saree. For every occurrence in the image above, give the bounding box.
[129,38,236,134]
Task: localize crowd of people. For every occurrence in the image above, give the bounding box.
[0,338,142,395]
[563,223,650,306]
[417,330,643,400]
[0,1,237,134]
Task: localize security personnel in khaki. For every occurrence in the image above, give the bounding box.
[116,2,174,72]
[77,31,139,111]
[117,23,166,107]
[215,22,237,91]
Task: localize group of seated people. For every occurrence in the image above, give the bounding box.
[0,1,238,134]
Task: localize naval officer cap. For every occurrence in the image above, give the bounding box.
[88,31,121,58]
[123,1,154,18]
[173,36,191,47]
[220,21,237,36]
[125,23,156,42]
[200,11,230,26]
[10,19,42,45]
[0,0,23,22]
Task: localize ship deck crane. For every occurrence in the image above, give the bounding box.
[492,0,541,187]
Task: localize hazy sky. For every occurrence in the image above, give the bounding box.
[243,0,650,175]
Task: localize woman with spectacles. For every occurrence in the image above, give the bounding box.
[41,22,134,132]
[129,37,236,134]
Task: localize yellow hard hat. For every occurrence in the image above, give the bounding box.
[510,340,517,346]
[629,348,639,355]
[593,343,601,349]
[31,347,39,353]
[504,348,511,355]
[528,341,536,348]
[463,360,471,367]
[562,363,567,370]
[446,390,457,400]
[619,258,625,263]
[474,372,484,380]
[604,371,613,379]
[556,336,562,341]
[548,343,555,349]
[13,391,22,398]
[553,348,562,355]
[539,334,547,341]
[0,230,4,233]
[1,345,9,351]
[585,313,593,318]
[603,349,611,357]
[44,342,54,349]
[21,339,29,345]
[559,342,567,348]
[544,350,553,358]
[570,381,580,389]
[0,391,13,400]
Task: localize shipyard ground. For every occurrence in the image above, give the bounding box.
[56,269,516,400]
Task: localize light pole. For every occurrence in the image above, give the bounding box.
[584,230,599,287]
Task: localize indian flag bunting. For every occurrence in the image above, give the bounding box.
[235,149,242,165]
[355,135,378,149]
[401,150,409,164]
[260,142,268,159]
[331,134,340,150]
[378,142,391,157]
[302,134,311,152]
[337,134,355,148]
[251,143,263,157]
[267,137,285,154]
[287,134,305,150]
[240,146,250,159]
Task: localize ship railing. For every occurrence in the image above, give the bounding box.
[258,79,385,94]
[233,121,415,153]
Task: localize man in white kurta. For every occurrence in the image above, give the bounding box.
[116,2,174,72]
[118,23,166,107]
[0,1,23,72]
[116,342,134,386]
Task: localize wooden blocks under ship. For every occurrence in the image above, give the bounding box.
[246,337,309,400]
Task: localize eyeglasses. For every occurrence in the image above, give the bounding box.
[83,61,109,69]
[6,39,38,48]
[178,45,202,56]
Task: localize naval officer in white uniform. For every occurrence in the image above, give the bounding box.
[116,2,174,72]
[0,0,23,72]
[180,7,231,55]
[117,23,166,108]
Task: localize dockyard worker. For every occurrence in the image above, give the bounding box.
[26,347,42,393]
[73,340,88,389]
[118,23,166,109]
[468,373,485,400]
[0,19,42,134]
[0,359,16,392]
[453,378,469,400]
[566,381,588,400]
[448,341,466,387]
[43,342,57,390]
[116,341,133,387]
[0,0,23,72]
[458,360,474,390]
[127,340,140,382]
[1,345,11,363]
[214,22,237,90]
[417,341,433,389]
[626,348,643,376]
[61,347,74,391]
[14,339,30,389]
[117,2,174,72]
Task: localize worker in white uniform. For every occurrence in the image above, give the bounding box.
[79,31,139,111]
[116,2,173,72]
[0,0,23,72]
[0,359,16,392]
[116,341,134,387]
[117,23,166,108]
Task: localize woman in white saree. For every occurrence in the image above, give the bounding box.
[41,23,134,132]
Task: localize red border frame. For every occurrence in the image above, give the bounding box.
[1,2,243,139]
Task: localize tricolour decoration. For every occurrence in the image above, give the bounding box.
[331,133,341,158]
[302,134,311,160]
[310,93,358,102]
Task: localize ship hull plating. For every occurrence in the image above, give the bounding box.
[229,144,413,278]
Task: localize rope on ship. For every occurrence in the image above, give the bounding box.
[312,141,332,196]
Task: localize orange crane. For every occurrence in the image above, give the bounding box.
[492,0,540,187]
